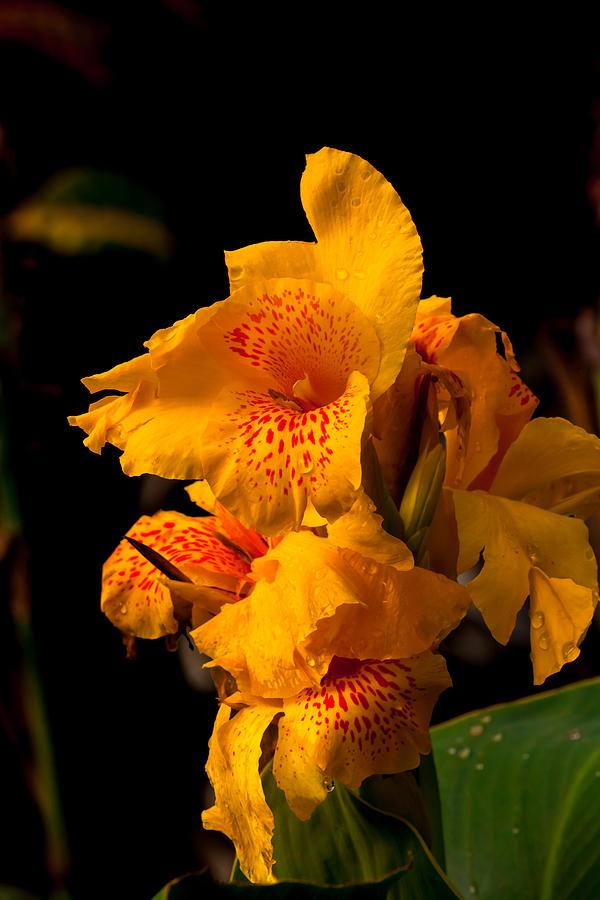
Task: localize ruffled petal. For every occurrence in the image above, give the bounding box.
[300,148,423,399]
[101,510,252,638]
[273,652,450,819]
[303,562,470,666]
[413,307,538,490]
[191,531,366,698]
[490,417,600,517]
[203,702,278,884]
[451,490,598,654]
[528,568,598,684]
[200,370,371,534]
[326,490,413,570]
[225,149,423,401]
[186,481,269,560]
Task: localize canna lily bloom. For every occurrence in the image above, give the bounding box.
[69,148,423,536]
[203,651,451,884]
[411,296,538,491]
[101,505,267,640]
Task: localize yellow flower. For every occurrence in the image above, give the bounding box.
[203,651,450,884]
[189,498,469,883]
[101,505,267,640]
[69,149,423,535]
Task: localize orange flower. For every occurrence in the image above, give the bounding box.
[69,148,423,535]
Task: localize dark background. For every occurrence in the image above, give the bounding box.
[2,5,600,898]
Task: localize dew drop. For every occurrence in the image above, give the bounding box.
[481,715,492,724]
[351,198,361,207]
[360,168,372,180]
[368,232,377,240]
[381,239,390,248]
[595,771,600,777]
[568,729,581,741]
[447,747,457,755]
[586,547,594,560]
[299,458,314,475]
[492,732,503,743]
[512,827,520,835]
[336,180,346,192]
[336,268,349,281]
[306,656,317,668]
[530,610,545,629]
[323,777,335,793]
[522,753,530,760]
[120,604,128,615]
[474,441,481,452]
[458,747,471,759]
[229,265,244,281]
[593,590,599,603]
[331,199,338,208]
[468,885,477,895]
[469,724,484,736]
[475,763,484,770]
[538,632,550,651]
[562,641,578,662]
[526,543,539,562]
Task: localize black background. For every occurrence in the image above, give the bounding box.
[2,5,600,897]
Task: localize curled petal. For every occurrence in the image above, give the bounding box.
[528,569,598,684]
[326,490,413,571]
[101,510,252,638]
[452,490,598,658]
[491,417,600,518]
[226,148,423,401]
[203,702,278,884]
[273,653,451,820]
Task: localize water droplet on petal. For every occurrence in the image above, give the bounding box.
[229,265,244,281]
[526,543,539,563]
[568,729,581,741]
[531,610,545,629]
[469,724,484,736]
[336,180,346,192]
[323,777,335,792]
[351,197,361,207]
[474,441,481,452]
[336,268,349,281]
[120,604,128,615]
[562,641,578,662]
[381,239,390,248]
[492,732,503,742]
[306,656,317,668]
[538,632,550,651]
[458,747,471,759]
[361,168,372,180]
[586,547,594,560]
[299,457,314,475]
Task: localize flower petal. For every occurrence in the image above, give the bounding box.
[303,562,470,666]
[202,702,278,884]
[273,653,450,819]
[326,490,413,571]
[300,148,423,400]
[490,417,600,517]
[528,568,598,684]
[226,149,423,400]
[200,370,371,534]
[102,510,252,638]
[452,490,598,652]
[192,531,367,698]
[413,307,538,490]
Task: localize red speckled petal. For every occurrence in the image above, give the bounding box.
[413,302,538,490]
[273,652,451,819]
[200,369,371,535]
[202,277,380,403]
[102,510,252,639]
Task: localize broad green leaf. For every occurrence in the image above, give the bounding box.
[432,677,600,899]
[152,867,404,898]
[5,168,172,258]
[232,766,462,898]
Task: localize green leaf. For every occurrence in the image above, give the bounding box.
[232,767,462,898]
[432,677,600,899]
[5,168,173,258]
[152,867,404,898]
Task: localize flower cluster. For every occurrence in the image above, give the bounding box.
[70,149,600,883]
